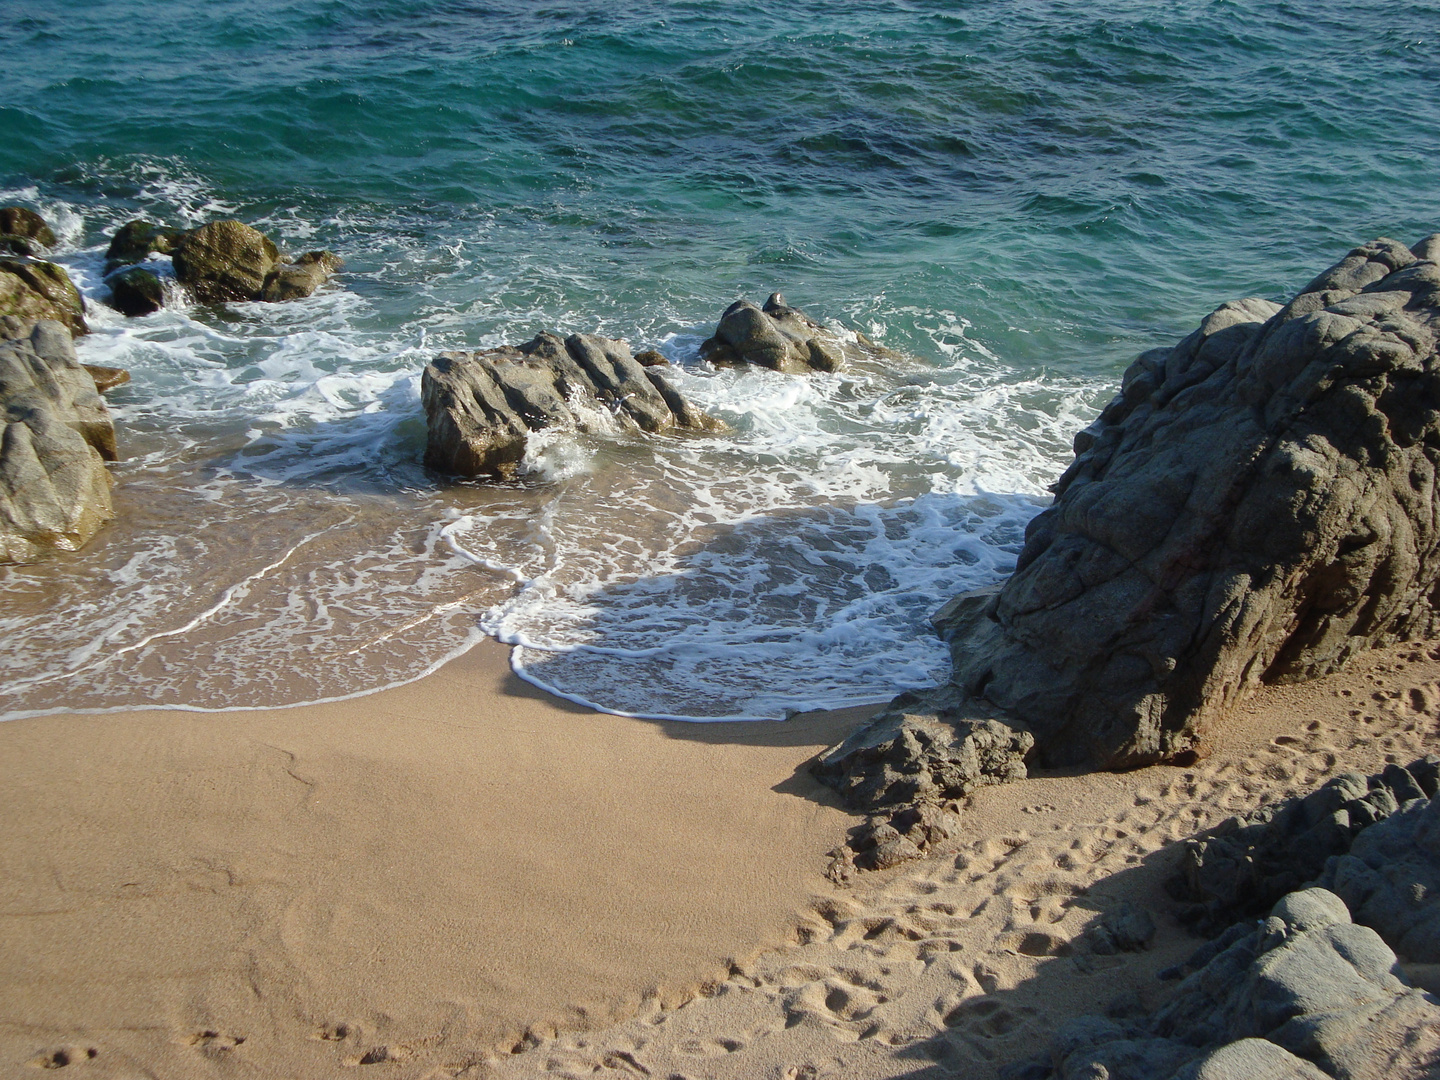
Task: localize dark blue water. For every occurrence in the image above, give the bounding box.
[3,1,1438,719]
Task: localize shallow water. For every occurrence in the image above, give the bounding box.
[2,1,1439,720]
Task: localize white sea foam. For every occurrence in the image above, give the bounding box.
[0,171,1109,723]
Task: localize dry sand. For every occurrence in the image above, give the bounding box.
[1,639,1437,1079]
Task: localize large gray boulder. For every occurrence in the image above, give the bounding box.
[699,292,891,374]
[1319,792,1440,963]
[1170,756,1439,934]
[1,320,117,563]
[922,234,1440,770]
[422,331,725,479]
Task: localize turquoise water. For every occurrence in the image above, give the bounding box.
[2,1,1439,719]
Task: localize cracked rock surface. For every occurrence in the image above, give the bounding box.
[0,319,116,563]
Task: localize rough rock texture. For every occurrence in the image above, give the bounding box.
[82,365,130,394]
[262,250,343,302]
[888,233,1440,772]
[1169,755,1439,934]
[422,331,726,479]
[0,207,56,257]
[813,685,1034,811]
[1,320,117,563]
[0,257,88,337]
[699,292,891,374]
[1002,888,1440,1080]
[171,220,280,303]
[1319,786,1440,964]
[811,686,1034,876]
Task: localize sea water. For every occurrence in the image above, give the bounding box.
[2,1,1438,720]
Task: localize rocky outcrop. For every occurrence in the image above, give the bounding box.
[813,688,1034,811]
[0,211,86,337]
[1318,781,1440,966]
[811,687,1034,876]
[1,320,117,563]
[103,219,342,312]
[82,365,130,394]
[0,207,56,257]
[422,331,726,479]
[171,220,280,303]
[699,292,891,373]
[1002,887,1440,1080]
[262,250,343,302]
[839,234,1440,783]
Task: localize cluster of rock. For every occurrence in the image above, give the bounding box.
[422,332,725,478]
[1004,885,1439,1080]
[816,234,1440,829]
[103,219,342,315]
[0,207,57,258]
[1171,755,1440,934]
[698,292,891,373]
[0,207,347,563]
[0,319,117,563]
[421,294,888,480]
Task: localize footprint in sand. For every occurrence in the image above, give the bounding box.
[29,1047,98,1069]
[187,1031,246,1059]
[677,1036,745,1057]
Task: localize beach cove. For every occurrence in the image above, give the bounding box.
[4,2,1440,1077]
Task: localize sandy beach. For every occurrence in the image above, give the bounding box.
[0,641,866,1077]
[1,637,1436,1078]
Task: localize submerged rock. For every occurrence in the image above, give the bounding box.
[859,233,1440,774]
[1,320,117,563]
[0,207,56,257]
[107,266,164,316]
[103,219,186,275]
[0,257,87,337]
[699,292,891,373]
[422,331,726,479]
